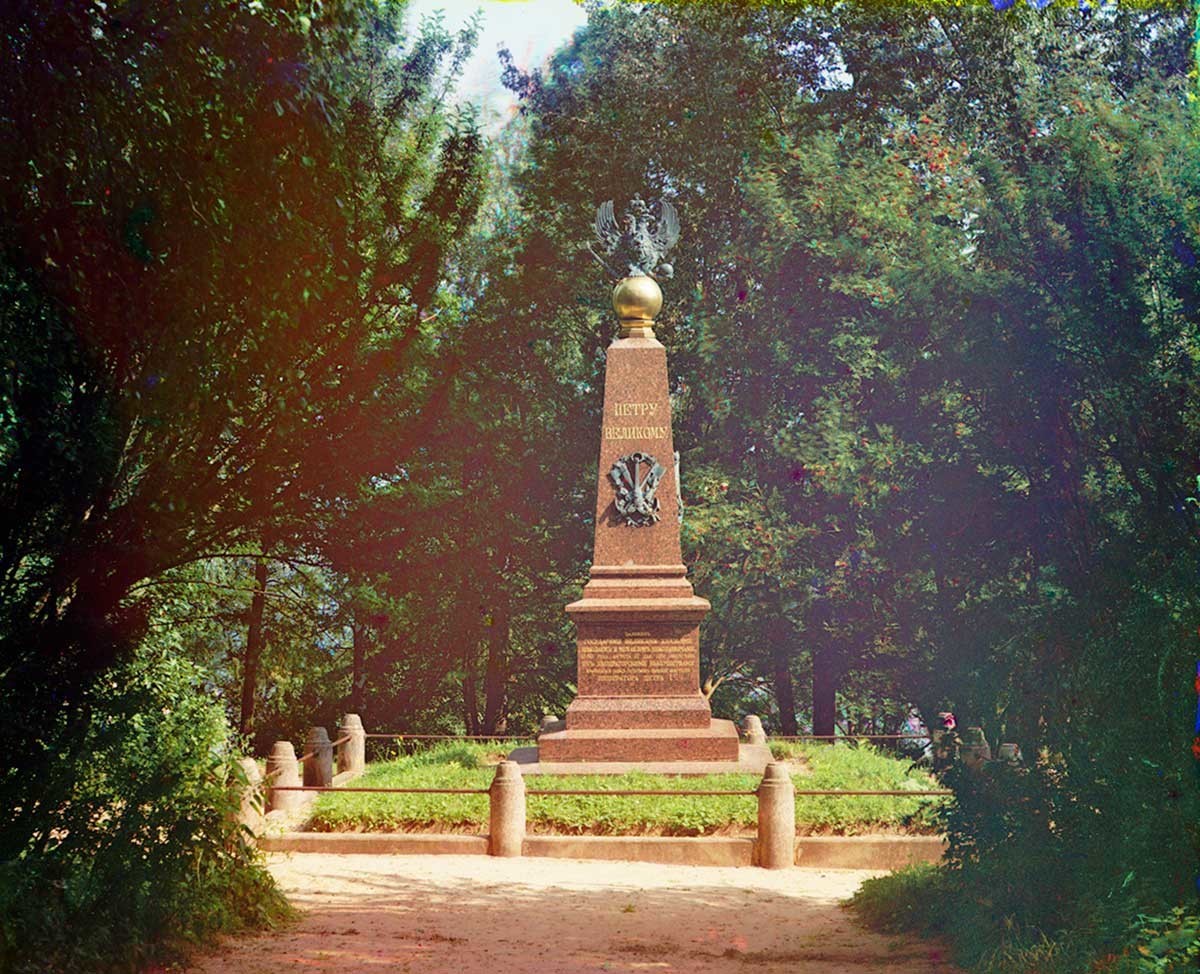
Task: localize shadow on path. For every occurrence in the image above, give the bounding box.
[187,854,960,973]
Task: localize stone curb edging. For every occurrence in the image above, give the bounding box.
[262,833,489,855]
[794,836,947,870]
[259,832,946,869]
[525,835,753,866]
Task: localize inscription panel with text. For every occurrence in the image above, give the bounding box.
[576,622,699,696]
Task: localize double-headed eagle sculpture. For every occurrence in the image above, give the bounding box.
[591,196,680,280]
[609,452,665,527]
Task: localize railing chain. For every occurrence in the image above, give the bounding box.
[268,785,951,797]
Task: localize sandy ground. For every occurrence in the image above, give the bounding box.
[187,854,961,974]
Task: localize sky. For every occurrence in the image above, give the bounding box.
[405,0,589,123]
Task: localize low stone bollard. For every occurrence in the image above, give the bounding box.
[960,727,991,772]
[931,728,957,770]
[266,741,303,812]
[489,760,525,858]
[304,727,334,788]
[996,742,1022,766]
[233,756,264,837]
[742,714,767,745]
[756,762,795,869]
[338,713,366,777]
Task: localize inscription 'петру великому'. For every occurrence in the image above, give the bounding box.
[606,402,667,440]
[612,402,659,417]
[605,426,668,440]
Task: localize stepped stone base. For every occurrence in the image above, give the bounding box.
[508,742,772,776]
[535,717,740,764]
[565,694,713,730]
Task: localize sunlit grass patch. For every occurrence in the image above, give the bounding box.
[307,740,946,835]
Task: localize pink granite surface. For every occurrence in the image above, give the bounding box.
[541,329,741,766]
[565,695,712,730]
[538,719,741,763]
[508,741,774,776]
[590,337,681,570]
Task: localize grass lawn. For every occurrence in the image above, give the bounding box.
[306,740,948,836]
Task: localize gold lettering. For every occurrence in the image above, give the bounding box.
[577,631,696,690]
[611,401,660,418]
[604,425,669,440]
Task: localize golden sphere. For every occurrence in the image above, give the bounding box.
[612,275,662,321]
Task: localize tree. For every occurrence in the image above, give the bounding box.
[0,0,482,733]
[495,12,1200,955]
[725,0,1200,952]
[0,1,486,957]
[495,0,834,730]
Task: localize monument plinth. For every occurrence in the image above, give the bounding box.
[536,274,740,765]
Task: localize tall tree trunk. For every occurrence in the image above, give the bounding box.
[239,556,269,739]
[772,636,798,736]
[350,622,366,715]
[811,645,837,737]
[482,590,510,735]
[462,643,480,735]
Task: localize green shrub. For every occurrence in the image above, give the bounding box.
[852,862,1104,973]
[851,745,1200,974]
[0,648,290,973]
[851,862,952,936]
[1119,908,1200,974]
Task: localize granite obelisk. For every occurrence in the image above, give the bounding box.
[537,270,740,764]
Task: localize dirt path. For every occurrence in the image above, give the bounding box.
[188,854,960,974]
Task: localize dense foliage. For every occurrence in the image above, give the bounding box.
[491,1,1200,970]
[0,0,483,967]
[0,646,290,972]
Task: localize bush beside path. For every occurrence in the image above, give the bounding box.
[186,853,961,974]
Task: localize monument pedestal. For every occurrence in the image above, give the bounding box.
[540,580,739,763]
[537,722,741,763]
[527,275,745,771]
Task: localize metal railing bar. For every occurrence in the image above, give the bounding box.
[268,785,951,798]
[359,732,932,742]
[794,789,952,797]
[363,733,535,740]
[772,734,933,740]
[528,789,950,797]
[527,789,755,797]
[270,786,489,794]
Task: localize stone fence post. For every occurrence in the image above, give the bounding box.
[756,763,795,869]
[931,728,957,770]
[304,726,333,788]
[233,756,263,837]
[742,714,767,745]
[338,713,366,778]
[489,760,525,857]
[996,742,1022,766]
[960,727,991,773]
[265,741,303,812]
